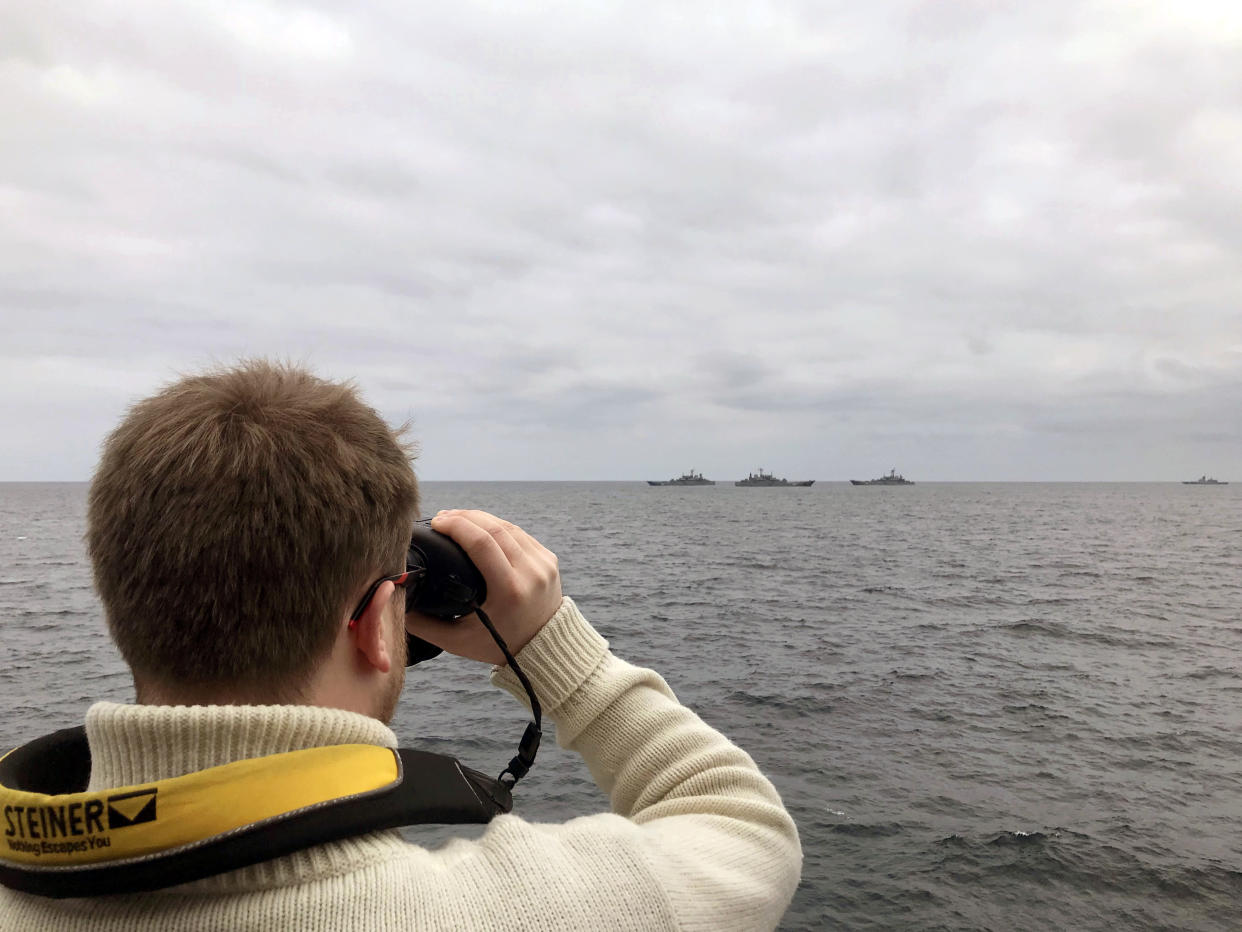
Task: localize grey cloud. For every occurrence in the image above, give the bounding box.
[2,0,1241,480]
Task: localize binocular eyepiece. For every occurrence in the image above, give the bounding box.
[403,519,487,665]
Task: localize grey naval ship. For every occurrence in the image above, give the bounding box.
[1182,475,1228,485]
[850,468,914,486]
[735,469,814,487]
[648,470,716,486]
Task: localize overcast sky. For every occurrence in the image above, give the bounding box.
[2,0,1240,481]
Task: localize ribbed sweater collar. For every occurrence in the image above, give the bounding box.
[85,701,399,791]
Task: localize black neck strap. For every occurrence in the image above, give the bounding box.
[471,605,542,787]
[406,604,543,787]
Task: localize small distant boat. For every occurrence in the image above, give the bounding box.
[735,469,813,487]
[648,470,715,486]
[850,468,914,486]
[1182,475,1228,485]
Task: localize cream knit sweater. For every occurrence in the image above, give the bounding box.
[0,598,801,931]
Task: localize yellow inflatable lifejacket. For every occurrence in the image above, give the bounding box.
[0,726,510,898]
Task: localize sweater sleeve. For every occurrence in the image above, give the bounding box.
[490,597,802,931]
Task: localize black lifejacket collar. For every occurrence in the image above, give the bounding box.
[0,605,541,899]
[0,726,511,898]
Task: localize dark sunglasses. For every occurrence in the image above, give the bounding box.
[347,568,426,628]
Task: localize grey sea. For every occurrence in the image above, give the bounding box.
[1,481,1239,930]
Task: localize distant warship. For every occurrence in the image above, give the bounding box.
[850,468,914,486]
[1182,475,1228,485]
[735,469,813,487]
[648,470,715,486]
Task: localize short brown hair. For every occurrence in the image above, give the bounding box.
[87,360,419,696]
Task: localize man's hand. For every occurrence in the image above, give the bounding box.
[405,509,562,665]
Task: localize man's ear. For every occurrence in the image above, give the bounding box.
[353,581,394,674]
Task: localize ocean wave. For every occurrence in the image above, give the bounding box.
[928,827,1242,905]
[724,689,834,719]
[827,821,909,838]
[995,619,1172,649]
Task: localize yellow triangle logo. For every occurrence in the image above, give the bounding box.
[107,789,157,827]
